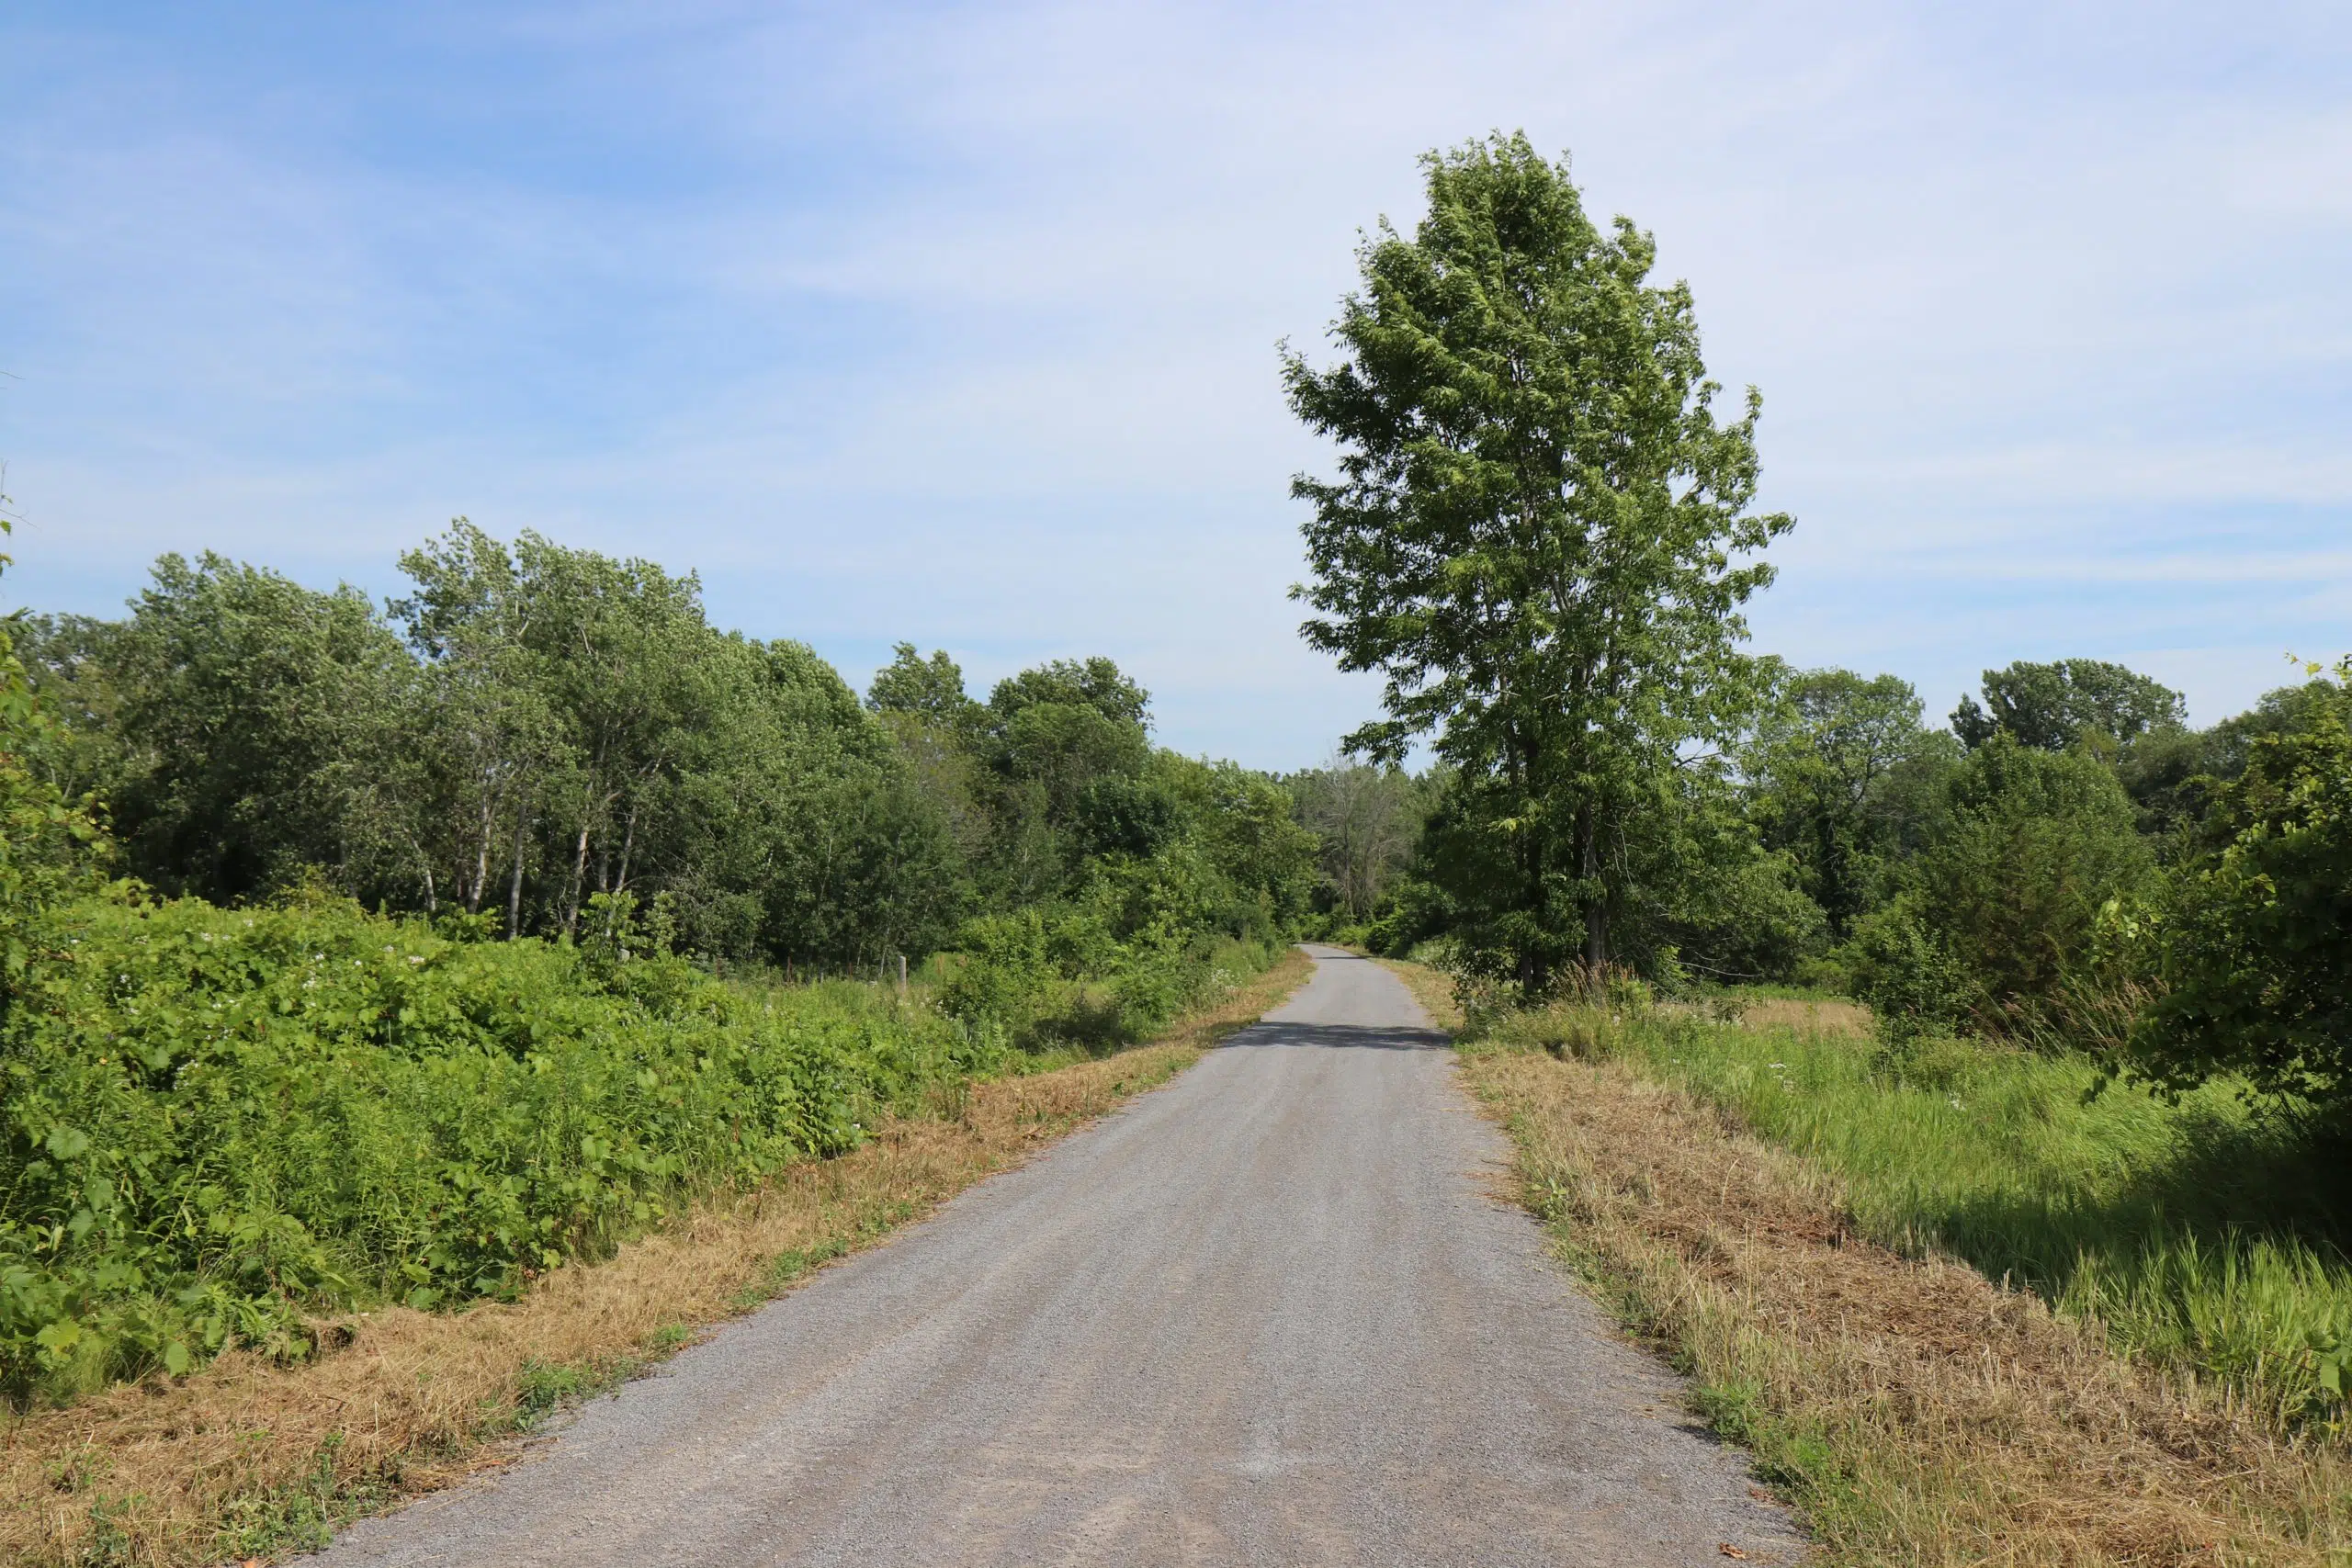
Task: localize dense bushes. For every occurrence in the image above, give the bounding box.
[0,891,1012,1404]
[937,907,1281,1052]
[2132,664,2352,1109]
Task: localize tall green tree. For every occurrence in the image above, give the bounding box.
[1915,735,2153,1032]
[390,523,565,924]
[976,658,1154,901]
[1742,667,1942,941]
[868,643,980,732]
[1283,134,1790,984]
[101,554,410,901]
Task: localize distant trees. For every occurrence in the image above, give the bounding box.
[1741,669,1953,942]
[1952,659,2187,752]
[18,525,1314,973]
[1284,134,1789,987]
[1289,759,1427,925]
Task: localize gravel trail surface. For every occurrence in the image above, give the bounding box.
[317,947,1804,1566]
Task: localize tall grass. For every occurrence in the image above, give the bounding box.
[1476,997,2352,1434]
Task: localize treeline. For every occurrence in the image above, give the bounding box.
[17,522,1315,975]
[1323,655,2352,1111]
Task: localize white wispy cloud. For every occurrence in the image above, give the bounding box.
[1,0,2345,763]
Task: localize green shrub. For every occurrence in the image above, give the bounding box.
[1834,900,1971,1044]
[2131,664,2352,1111]
[1917,736,2154,1034]
[0,891,1005,1404]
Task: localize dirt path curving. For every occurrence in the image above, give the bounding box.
[314,947,1803,1566]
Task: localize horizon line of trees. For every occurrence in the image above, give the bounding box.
[11,522,1317,977]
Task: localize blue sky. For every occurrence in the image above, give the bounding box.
[4,1,2346,768]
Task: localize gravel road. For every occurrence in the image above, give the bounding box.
[316,946,1804,1566]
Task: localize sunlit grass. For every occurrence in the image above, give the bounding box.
[1477,999,2352,1434]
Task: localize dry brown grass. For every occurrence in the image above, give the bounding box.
[1708,997,1873,1039]
[0,949,1312,1567]
[1379,957,1871,1041]
[1385,953,2352,1564]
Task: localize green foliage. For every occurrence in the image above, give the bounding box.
[865,641,980,733]
[1473,999,2352,1433]
[0,892,1007,1405]
[95,553,412,901]
[1741,667,1951,942]
[1910,736,2154,1034]
[0,626,107,985]
[1832,900,1971,1044]
[1951,658,2187,753]
[21,526,964,968]
[2131,662,2352,1110]
[20,529,1313,981]
[1288,758,1432,924]
[1283,132,1790,985]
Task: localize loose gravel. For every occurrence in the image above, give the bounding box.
[313,946,1804,1566]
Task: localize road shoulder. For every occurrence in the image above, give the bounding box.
[1382,954,2351,1566]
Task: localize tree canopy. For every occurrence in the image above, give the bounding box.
[1952,659,2187,752]
[1283,133,1790,984]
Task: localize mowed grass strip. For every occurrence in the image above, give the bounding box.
[2,947,1312,1568]
[1383,958,2352,1567]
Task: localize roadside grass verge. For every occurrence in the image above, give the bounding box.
[0,946,1311,1567]
[1383,957,2352,1566]
[1500,992,2352,1436]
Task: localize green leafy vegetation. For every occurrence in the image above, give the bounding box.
[1471,991,2352,1433]
[1290,133,2352,1481]
[0,892,1004,1404]
[0,522,1313,1408]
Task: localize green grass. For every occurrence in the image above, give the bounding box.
[1481,998,2352,1434]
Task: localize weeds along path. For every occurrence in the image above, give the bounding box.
[312,947,1799,1568]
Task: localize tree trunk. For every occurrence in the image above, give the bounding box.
[614,799,639,895]
[1579,807,1609,970]
[506,807,528,939]
[565,818,592,936]
[468,793,495,913]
